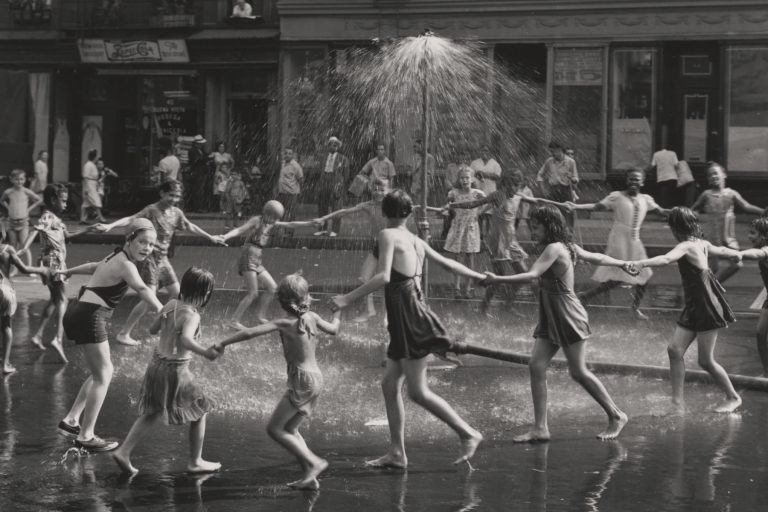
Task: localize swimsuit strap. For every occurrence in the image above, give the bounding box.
[411,235,424,280]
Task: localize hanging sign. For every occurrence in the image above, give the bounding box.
[77,39,189,63]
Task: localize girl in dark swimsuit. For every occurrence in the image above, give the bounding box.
[485,205,631,442]
[57,218,164,452]
[738,218,768,377]
[632,207,742,413]
[331,190,485,469]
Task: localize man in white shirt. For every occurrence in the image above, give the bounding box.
[158,147,181,182]
[275,147,303,225]
[650,148,679,208]
[316,136,349,237]
[536,140,578,226]
[470,144,502,195]
[359,144,396,188]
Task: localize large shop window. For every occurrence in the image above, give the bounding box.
[727,47,768,173]
[553,47,605,176]
[610,49,655,171]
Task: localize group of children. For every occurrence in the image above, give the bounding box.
[1,161,767,490]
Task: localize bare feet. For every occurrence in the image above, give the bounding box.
[671,398,686,415]
[288,459,328,490]
[228,321,247,330]
[632,308,649,321]
[365,453,407,469]
[453,431,483,465]
[50,338,68,364]
[112,451,139,476]
[256,318,270,325]
[353,313,375,323]
[2,364,16,375]
[597,411,629,441]
[30,335,45,350]
[713,396,742,413]
[187,459,222,474]
[116,333,140,346]
[512,428,551,443]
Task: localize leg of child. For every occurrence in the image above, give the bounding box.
[452,254,462,296]
[465,253,475,296]
[482,260,504,311]
[561,340,628,440]
[229,271,259,329]
[696,330,742,413]
[401,356,483,464]
[579,280,618,303]
[715,256,742,284]
[756,309,768,377]
[2,320,14,374]
[61,377,91,429]
[75,342,113,443]
[30,300,54,349]
[354,254,377,322]
[6,231,19,274]
[17,227,30,266]
[631,284,648,320]
[253,271,277,324]
[117,284,159,346]
[188,414,221,474]
[267,398,326,489]
[366,359,408,469]
[668,327,697,411]
[514,338,559,443]
[111,412,163,476]
[50,294,69,363]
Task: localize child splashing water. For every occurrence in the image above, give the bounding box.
[214,200,321,329]
[317,177,390,322]
[112,267,220,476]
[738,218,768,377]
[630,207,742,413]
[484,204,630,442]
[214,273,341,490]
[691,162,764,284]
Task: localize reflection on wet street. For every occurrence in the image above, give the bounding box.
[1,296,767,511]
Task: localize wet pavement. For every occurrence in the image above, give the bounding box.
[2,282,768,511]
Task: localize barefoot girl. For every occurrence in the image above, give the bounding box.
[214,200,320,329]
[631,207,742,413]
[214,273,340,489]
[22,184,91,362]
[443,166,485,298]
[691,162,764,284]
[331,190,484,468]
[318,177,389,322]
[58,219,163,451]
[738,218,768,376]
[112,267,220,476]
[484,204,630,442]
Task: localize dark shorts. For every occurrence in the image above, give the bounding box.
[63,301,114,345]
[137,253,178,289]
[238,244,266,275]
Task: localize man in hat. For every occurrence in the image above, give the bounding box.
[315,136,350,237]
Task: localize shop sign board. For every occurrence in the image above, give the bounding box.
[78,39,189,63]
[554,48,603,86]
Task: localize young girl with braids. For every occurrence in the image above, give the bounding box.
[214,273,341,490]
[484,204,632,442]
[630,207,742,413]
[112,267,220,476]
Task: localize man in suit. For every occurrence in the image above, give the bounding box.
[315,136,350,237]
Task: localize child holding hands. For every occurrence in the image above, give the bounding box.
[214,273,340,490]
[738,218,768,376]
[112,267,220,476]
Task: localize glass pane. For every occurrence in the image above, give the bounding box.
[610,49,655,170]
[552,47,604,175]
[727,48,768,172]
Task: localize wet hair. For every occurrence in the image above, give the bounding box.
[707,161,727,176]
[667,207,703,240]
[277,273,311,317]
[381,189,413,219]
[529,204,576,261]
[125,218,156,242]
[159,179,182,194]
[751,217,768,241]
[178,266,215,307]
[42,183,68,214]
[87,149,98,161]
[10,169,25,180]
[547,140,563,150]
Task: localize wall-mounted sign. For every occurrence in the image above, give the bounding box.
[682,55,712,76]
[77,39,189,63]
[554,48,603,86]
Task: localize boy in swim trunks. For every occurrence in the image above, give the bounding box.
[1,169,42,269]
[214,273,341,490]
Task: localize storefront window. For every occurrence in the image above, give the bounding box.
[552,47,605,176]
[610,49,655,170]
[727,47,768,173]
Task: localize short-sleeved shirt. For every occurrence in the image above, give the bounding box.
[651,149,679,183]
[34,211,67,262]
[361,157,396,185]
[137,203,190,257]
[470,158,502,194]
[536,156,578,187]
[158,155,180,181]
[278,159,303,195]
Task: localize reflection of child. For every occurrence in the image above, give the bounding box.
[1,169,42,268]
[738,218,768,376]
[224,170,248,228]
[112,267,220,476]
[215,273,341,490]
[631,207,742,413]
[444,166,485,298]
[691,162,764,283]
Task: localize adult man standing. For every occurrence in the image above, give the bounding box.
[275,146,303,225]
[470,144,502,195]
[650,147,679,208]
[157,146,180,182]
[359,143,396,189]
[95,179,223,345]
[187,134,208,212]
[536,141,579,203]
[315,136,349,237]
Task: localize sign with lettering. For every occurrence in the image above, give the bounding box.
[77,39,189,63]
[554,48,604,86]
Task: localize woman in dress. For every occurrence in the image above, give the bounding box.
[81,149,105,224]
